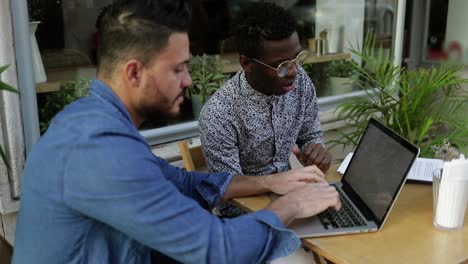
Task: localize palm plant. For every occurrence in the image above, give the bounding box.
[328,33,468,157]
[0,65,18,170]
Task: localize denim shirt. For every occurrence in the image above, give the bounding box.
[13,80,300,264]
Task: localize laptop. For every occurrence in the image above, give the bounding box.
[290,118,420,238]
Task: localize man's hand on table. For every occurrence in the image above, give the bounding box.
[292,144,332,172]
[223,165,325,200]
[263,165,326,195]
[266,182,342,226]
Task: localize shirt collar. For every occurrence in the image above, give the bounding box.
[89,79,134,124]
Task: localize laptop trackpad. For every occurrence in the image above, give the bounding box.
[288,216,326,237]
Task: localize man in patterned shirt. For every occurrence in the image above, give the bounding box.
[199,2,332,182]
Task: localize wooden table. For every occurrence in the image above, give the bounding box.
[232,166,468,264]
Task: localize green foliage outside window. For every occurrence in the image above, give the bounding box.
[326,59,356,78]
[328,33,468,157]
[186,54,226,104]
[39,79,91,133]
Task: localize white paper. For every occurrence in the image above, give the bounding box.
[337,152,444,182]
[407,158,444,182]
[337,153,353,174]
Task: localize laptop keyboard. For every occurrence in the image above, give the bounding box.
[317,186,367,229]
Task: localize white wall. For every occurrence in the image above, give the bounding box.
[0,2,16,71]
[316,0,365,63]
[445,0,468,63]
[0,0,20,246]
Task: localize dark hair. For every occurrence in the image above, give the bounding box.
[232,2,297,59]
[96,0,191,77]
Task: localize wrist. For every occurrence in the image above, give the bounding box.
[261,174,274,192]
[266,195,299,226]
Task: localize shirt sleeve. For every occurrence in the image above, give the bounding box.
[154,155,232,210]
[296,71,324,150]
[63,131,300,263]
[199,100,243,174]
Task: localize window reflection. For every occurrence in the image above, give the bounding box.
[424,0,468,64]
[425,0,449,61]
[28,0,397,131]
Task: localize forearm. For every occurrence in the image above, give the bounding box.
[223,167,327,201]
[223,175,272,200]
[265,196,299,226]
[297,133,323,150]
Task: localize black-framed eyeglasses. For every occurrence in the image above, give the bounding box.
[250,50,309,78]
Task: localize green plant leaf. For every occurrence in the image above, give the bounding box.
[0,64,19,170]
[38,79,91,133]
[0,146,11,171]
[0,82,18,93]
[187,54,226,99]
[327,59,356,77]
[0,64,10,74]
[330,33,468,157]
[0,65,18,93]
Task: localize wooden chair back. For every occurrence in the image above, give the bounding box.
[177,140,206,171]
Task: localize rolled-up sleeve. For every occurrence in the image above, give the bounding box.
[156,155,233,209]
[247,210,302,261]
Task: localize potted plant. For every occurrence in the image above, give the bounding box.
[187,54,226,119]
[326,59,356,95]
[38,79,91,133]
[328,33,468,157]
[0,65,18,170]
[302,62,329,97]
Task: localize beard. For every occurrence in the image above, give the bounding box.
[137,93,185,130]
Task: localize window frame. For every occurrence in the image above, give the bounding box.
[14,0,407,148]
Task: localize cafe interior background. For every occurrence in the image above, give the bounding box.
[0,0,467,261]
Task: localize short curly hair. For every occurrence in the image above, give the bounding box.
[232,2,297,59]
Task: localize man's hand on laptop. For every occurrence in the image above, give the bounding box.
[264,165,326,195]
[266,183,342,226]
[292,144,332,172]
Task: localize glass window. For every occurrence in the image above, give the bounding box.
[424,0,449,62]
[189,0,398,95]
[28,0,114,133]
[27,0,400,143]
[423,0,468,65]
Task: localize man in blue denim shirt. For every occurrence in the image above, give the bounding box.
[13,1,341,263]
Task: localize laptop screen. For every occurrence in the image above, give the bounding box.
[342,119,419,225]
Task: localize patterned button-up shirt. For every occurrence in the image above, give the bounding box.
[199,67,323,176]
